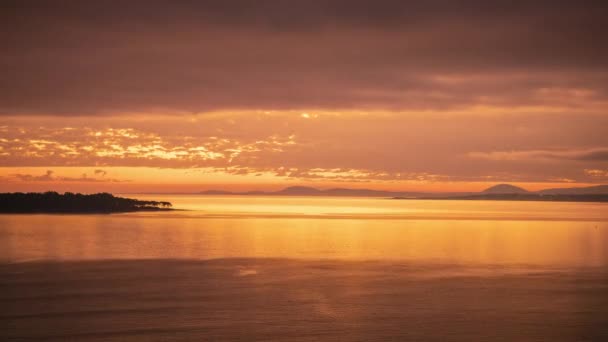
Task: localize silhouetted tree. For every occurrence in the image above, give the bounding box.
[0,192,173,213]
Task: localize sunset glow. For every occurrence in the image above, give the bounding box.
[1,108,606,193]
[2,1,607,193]
[2,3,608,341]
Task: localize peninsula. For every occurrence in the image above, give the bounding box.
[0,192,173,213]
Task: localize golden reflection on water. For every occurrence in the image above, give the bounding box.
[3,196,608,341]
[1,196,607,266]
[129,195,608,221]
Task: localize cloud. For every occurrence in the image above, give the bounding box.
[576,150,608,161]
[94,169,107,177]
[0,126,297,168]
[584,169,608,178]
[12,170,54,182]
[1,1,607,115]
[9,170,127,183]
[2,107,608,185]
[209,166,540,184]
[467,148,608,162]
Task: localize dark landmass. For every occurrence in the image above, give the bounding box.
[200,183,608,202]
[481,184,529,194]
[201,186,454,198]
[538,184,608,195]
[394,183,608,202]
[0,192,173,213]
[395,193,608,202]
[273,186,430,197]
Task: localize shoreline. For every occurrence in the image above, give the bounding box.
[393,194,608,203]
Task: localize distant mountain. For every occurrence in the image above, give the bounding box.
[200,183,608,199]
[481,184,529,194]
[201,186,428,197]
[412,183,608,202]
[425,193,608,203]
[275,186,323,196]
[538,184,608,195]
[277,186,428,197]
[324,188,415,197]
[199,190,233,195]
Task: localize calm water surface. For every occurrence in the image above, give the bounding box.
[1,196,608,341]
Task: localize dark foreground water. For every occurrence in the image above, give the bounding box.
[1,197,608,341]
[2,259,608,341]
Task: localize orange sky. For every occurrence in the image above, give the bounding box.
[1,2,607,193]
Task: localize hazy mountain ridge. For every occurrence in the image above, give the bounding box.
[481,184,529,194]
[538,185,608,195]
[419,184,608,202]
[201,186,431,197]
[201,184,608,198]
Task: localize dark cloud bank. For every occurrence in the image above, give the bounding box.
[1,0,607,115]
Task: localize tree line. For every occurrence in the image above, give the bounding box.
[0,192,173,213]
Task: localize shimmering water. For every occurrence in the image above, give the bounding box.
[1,196,608,341]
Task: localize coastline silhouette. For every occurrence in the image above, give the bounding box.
[0,192,172,213]
[198,184,608,202]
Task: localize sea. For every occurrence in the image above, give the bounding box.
[1,195,607,341]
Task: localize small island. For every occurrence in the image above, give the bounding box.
[0,192,173,213]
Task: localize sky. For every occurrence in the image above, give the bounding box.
[1,1,607,193]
